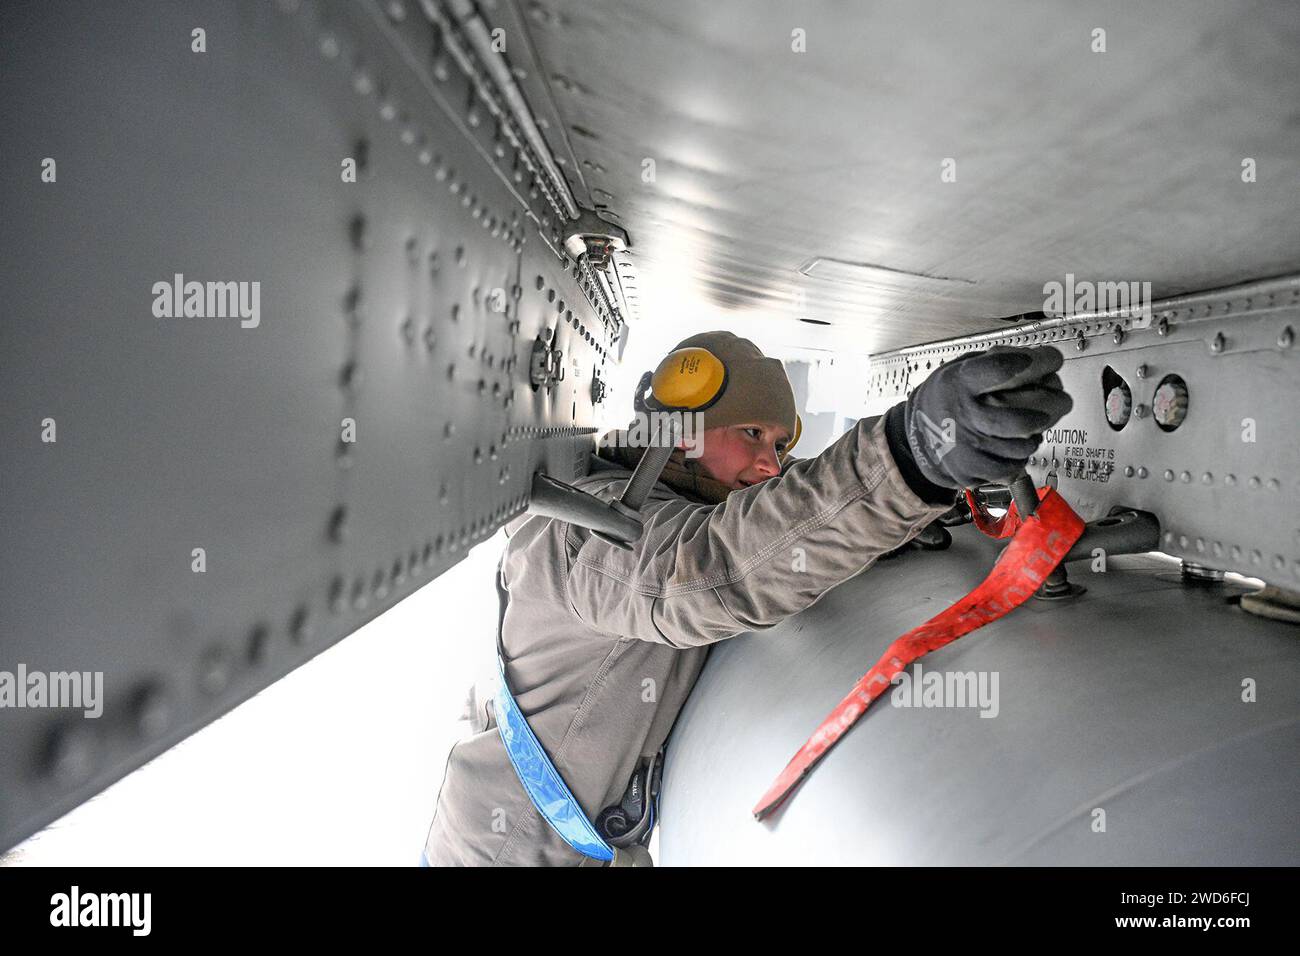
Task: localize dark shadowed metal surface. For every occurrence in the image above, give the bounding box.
[0,0,615,850]
[660,530,1300,864]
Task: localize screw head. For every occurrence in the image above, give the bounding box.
[133,684,172,737]
[290,607,314,644]
[328,505,349,543]
[199,647,233,696]
[45,724,98,784]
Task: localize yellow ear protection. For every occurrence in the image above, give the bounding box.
[631,348,726,464]
[644,347,729,412]
[637,347,801,460]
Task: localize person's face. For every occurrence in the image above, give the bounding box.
[681,422,792,491]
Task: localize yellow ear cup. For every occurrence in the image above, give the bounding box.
[649,347,728,411]
[780,414,802,461]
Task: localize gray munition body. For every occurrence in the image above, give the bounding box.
[661,530,1300,865]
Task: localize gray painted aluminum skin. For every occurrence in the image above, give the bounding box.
[0,0,613,852]
[866,279,1300,595]
[523,0,1300,354]
[660,528,1300,865]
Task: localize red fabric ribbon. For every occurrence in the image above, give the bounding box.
[752,487,1084,820]
[963,485,1048,539]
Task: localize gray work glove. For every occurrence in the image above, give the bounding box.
[885,345,1073,493]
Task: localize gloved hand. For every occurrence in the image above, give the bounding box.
[885,345,1073,493]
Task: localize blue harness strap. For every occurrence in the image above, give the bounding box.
[493,655,615,862]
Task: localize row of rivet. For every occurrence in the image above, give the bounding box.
[349,5,544,560]
[533,272,611,360]
[304,4,526,253]
[324,495,531,619]
[1027,458,1284,492]
[409,0,570,224]
[1159,531,1299,579]
[43,468,522,783]
[507,425,599,438]
[870,310,1297,391]
[1157,286,1300,323]
[47,0,578,791]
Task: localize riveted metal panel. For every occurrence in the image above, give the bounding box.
[0,0,604,850]
[515,0,1300,354]
[864,276,1300,591]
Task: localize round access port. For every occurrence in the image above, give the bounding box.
[1105,382,1132,429]
[1152,374,1189,432]
[1101,365,1132,430]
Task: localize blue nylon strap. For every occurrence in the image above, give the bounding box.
[493,657,615,863]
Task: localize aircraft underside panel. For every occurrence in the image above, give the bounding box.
[864,276,1300,593]
[0,1,611,851]
[515,0,1300,354]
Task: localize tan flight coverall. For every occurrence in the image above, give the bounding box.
[423,413,954,865]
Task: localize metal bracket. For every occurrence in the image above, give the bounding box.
[529,328,564,390]
[563,207,630,268]
[524,399,687,550]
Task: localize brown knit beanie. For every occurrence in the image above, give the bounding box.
[668,331,797,438]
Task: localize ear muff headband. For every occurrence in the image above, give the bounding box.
[779,414,802,462]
